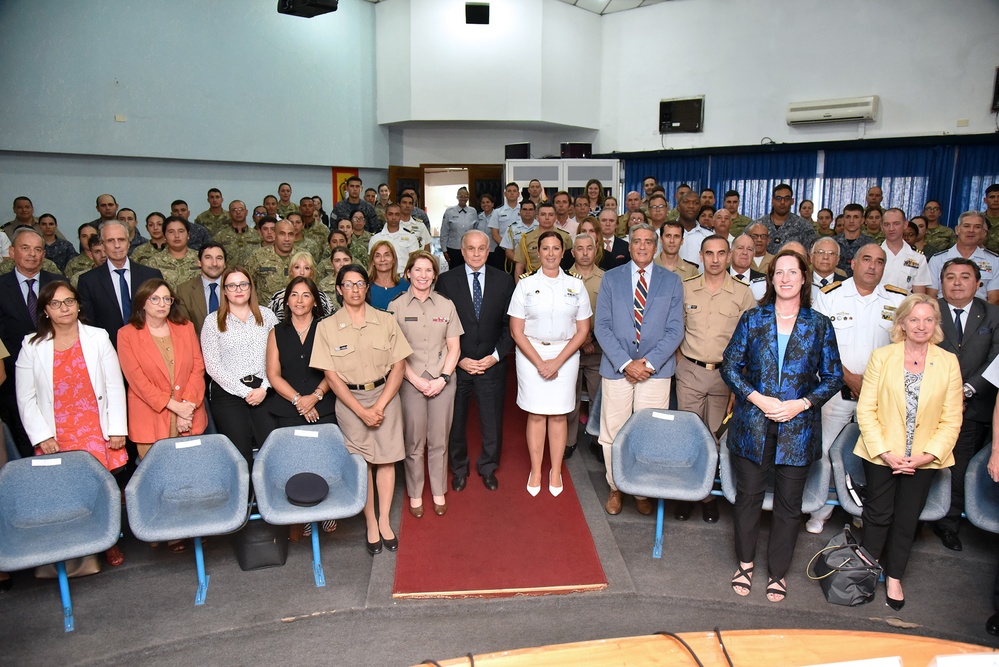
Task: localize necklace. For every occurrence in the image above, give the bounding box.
[775,310,798,320]
[295,318,313,339]
[905,347,927,366]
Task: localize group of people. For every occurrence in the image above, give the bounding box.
[1,177,998,635]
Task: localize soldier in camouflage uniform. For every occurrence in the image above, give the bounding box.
[215,201,261,267]
[299,197,329,248]
[146,217,201,289]
[345,210,372,269]
[37,214,78,273]
[922,199,956,257]
[283,212,322,262]
[195,188,232,236]
[131,212,169,265]
[246,219,296,296]
[0,256,61,276]
[276,182,299,219]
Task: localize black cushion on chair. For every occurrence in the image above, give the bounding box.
[285,472,329,507]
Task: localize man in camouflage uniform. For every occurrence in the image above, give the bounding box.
[298,197,330,252]
[246,219,296,296]
[67,235,105,286]
[170,200,213,251]
[284,211,322,262]
[116,207,149,257]
[147,217,200,289]
[195,188,231,236]
[347,209,372,269]
[215,200,261,267]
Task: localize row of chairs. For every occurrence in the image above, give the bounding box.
[0,425,366,632]
[589,389,994,559]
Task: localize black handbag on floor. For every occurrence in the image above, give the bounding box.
[806,525,882,606]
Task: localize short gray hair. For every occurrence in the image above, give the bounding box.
[99,220,130,239]
[573,233,595,249]
[810,236,839,254]
[957,210,986,228]
[461,229,490,246]
[11,226,43,246]
[628,223,656,244]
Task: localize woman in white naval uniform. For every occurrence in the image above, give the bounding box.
[509,230,591,497]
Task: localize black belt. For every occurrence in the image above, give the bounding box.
[345,376,387,391]
[683,355,721,371]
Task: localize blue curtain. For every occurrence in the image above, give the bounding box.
[709,151,818,220]
[624,155,710,203]
[822,145,954,223]
[951,145,999,224]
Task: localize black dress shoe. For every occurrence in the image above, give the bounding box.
[451,474,467,492]
[987,612,999,636]
[382,534,399,552]
[674,501,692,521]
[589,441,604,463]
[564,444,576,460]
[482,473,499,491]
[0,577,11,593]
[932,525,963,551]
[702,499,720,523]
[366,537,383,556]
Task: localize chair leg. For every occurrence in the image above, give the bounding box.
[653,499,665,559]
[311,522,325,587]
[56,561,74,632]
[194,537,210,606]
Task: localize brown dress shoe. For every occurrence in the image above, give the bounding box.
[433,503,447,516]
[409,504,425,519]
[634,497,654,515]
[605,490,623,515]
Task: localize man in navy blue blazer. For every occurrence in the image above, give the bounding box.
[593,224,685,515]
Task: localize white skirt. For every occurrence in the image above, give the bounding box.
[515,339,579,415]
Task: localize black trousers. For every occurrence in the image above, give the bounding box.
[860,461,935,580]
[937,419,989,532]
[449,359,506,477]
[732,423,810,580]
[208,382,273,465]
[446,248,465,271]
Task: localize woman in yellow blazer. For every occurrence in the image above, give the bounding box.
[855,293,963,611]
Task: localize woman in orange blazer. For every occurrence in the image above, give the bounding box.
[118,278,207,459]
[855,293,963,611]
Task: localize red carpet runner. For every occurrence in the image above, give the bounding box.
[392,368,608,598]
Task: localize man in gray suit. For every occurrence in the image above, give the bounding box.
[594,223,684,515]
[933,257,999,551]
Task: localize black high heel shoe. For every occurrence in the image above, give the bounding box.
[886,595,905,611]
[366,536,383,556]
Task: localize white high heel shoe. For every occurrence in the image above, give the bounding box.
[527,472,541,497]
[549,470,563,497]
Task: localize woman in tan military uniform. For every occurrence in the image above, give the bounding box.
[310,264,413,555]
[391,251,463,518]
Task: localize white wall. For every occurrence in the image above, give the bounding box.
[388,125,598,166]
[0,0,388,168]
[598,0,999,153]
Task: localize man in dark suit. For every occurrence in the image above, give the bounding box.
[0,227,62,455]
[77,220,162,348]
[175,242,226,338]
[597,209,629,270]
[435,229,514,492]
[933,257,999,551]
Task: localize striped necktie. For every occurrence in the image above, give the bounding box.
[634,268,647,343]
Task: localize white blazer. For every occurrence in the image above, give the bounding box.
[15,323,128,446]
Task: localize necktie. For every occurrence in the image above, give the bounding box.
[954,308,964,340]
[606,240,613,251]
[208,283,219,314]
[115,268,131,320]
[25,278,37,324]
[634,268,648,343]
[472,271,483,320]
[820,277,829,287]
[735,273,745,282]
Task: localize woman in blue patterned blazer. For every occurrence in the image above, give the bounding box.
[722,248,843,603]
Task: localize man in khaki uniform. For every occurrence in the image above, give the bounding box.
[246,219,295,296]
[215,200,261,267]
[195,188,231,236]
[655,220,699,280]
[618,191,643,238]
[675,235,757,523]
[565,233,604,460]
[147,217,201,289]
[514,202,571,279]
[746,222,775,273]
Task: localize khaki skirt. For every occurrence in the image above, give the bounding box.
[335,384,405,464]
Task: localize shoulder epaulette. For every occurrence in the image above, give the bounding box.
[985,248,999,258]
[569,270,583,280]
[683,273,701,282]
[883,284,909,296]
[732,274,749,285]
[910,244,923,255]
[519,271,533,280]
[820,281,844,294]
[681,259,698,268]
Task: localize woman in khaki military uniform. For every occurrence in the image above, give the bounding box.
[310,264,413,555]
[391,251,463,518]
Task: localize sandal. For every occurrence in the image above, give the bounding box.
[322,520,337,533]
[766,577,786,603]
[303,522,313,536]
[731,564,753,597]
[168,539,189,553]
[105,545,125,567]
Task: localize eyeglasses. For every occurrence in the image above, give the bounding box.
[340,280,368,291]
[48,298,78,310]
[253,211,266,217]
[812,249,838,257]
[649,204,666,211]
[224,282,251,292]
[773,195,793,202]
[147,295,174,305]
[749,233,770,239]
[231,207,246,213]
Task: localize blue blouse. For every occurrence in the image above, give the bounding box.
[370,279,410,311]
[777,332,790,376]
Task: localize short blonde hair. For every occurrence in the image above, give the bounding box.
[890,293,944,344]
[288,251,316,278]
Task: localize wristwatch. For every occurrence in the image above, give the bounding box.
[440,373,451,384]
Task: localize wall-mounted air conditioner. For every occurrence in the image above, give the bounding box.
[786,95,879,126]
